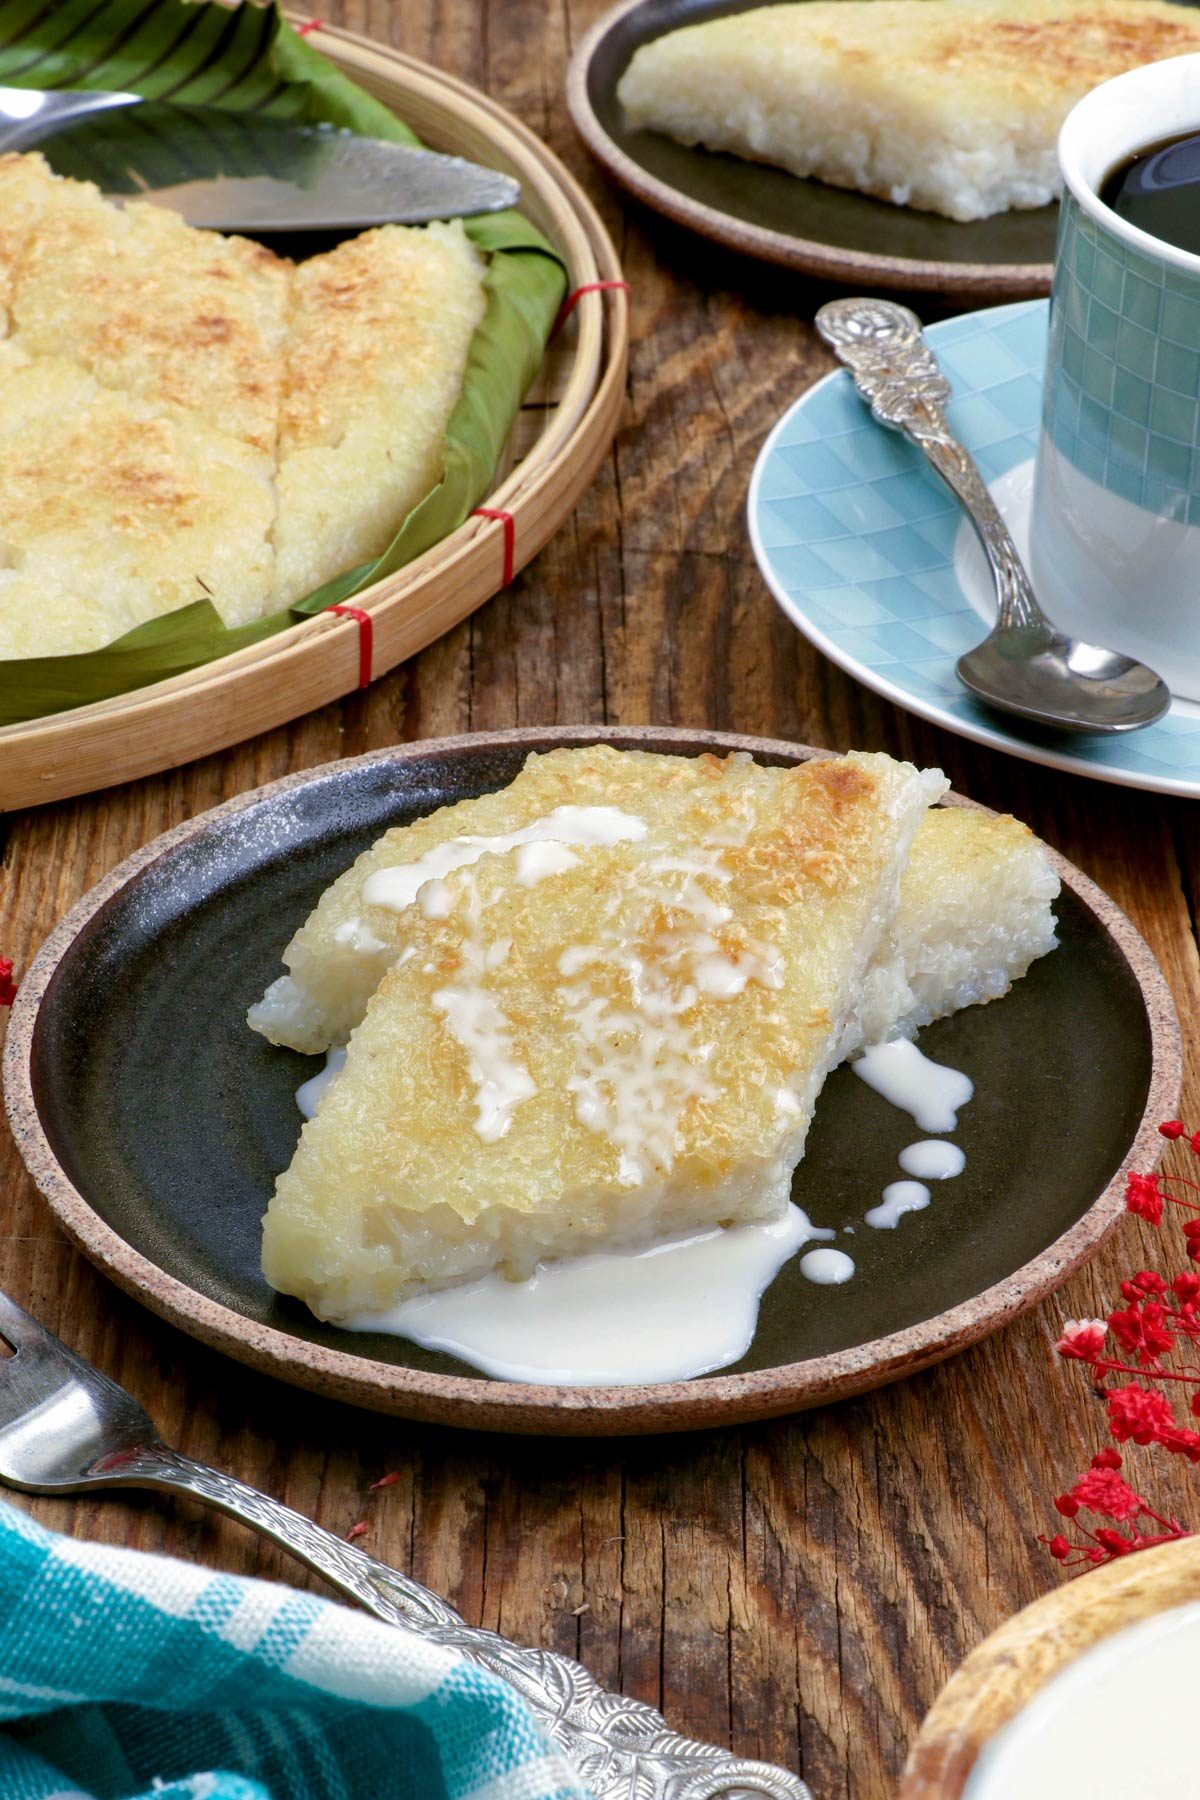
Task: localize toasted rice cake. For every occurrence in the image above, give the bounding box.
[9,171,289,455]
[0,154,489,656]
[616,0,1200,221]
[271,221,487,606]
[248,744,1059,1057]
[0,345,274,655]
[260,750,945,1318]
[890,804,1059,1033]
[0,152,55,330]
[249,744,764,1052]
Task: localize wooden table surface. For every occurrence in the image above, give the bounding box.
[3,6,1200,1797]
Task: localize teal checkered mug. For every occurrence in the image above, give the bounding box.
[1031,53,1200,701]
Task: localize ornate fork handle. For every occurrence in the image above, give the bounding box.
[112,1446,810,1800]
[816,298,1047,637]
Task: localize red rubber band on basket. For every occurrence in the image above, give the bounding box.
[296,17,324,34]
[0,959,16,1007]
[551,280,630,339]
[472,507,516,586]
[328,605,374,691]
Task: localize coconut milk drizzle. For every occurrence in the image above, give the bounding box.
[853,1039,974,1133]
[341,1202,827,1385]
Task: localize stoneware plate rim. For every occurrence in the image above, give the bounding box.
[566,0,1054,298]
[2,725,1181,1436]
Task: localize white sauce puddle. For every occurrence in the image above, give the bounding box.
[293,1030,977,1372]
[964,1602,1200,1800]
[798,1247,855,1286]
[342,1202,825,1385]
[898,1139,966,1180]
[853,1039,974,1133]
[360,806,647,913]
[866,1180,930,1230]
[296,1047,347,1120]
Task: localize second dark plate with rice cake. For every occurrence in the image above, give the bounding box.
[569,0,1200,295]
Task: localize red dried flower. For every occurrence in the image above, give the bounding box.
[1057,1318,1107,1361]
[1106,1383,1176,1444]
[1046,1123,1200,1573]
[1108,1302,1176,1362]
[1067,1466,1147,1522]
[1126,1171,1164,1224]
[0,960,15,1008]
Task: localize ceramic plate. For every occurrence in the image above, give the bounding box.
[567,0,1058,297]
[750,299,1200,800]
[3,727,1179,1436]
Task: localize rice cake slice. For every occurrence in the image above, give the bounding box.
[249,744,764,1052]
[271,221,487,606]
[260,750,945,1318]
[248,744,1060,1058]
[0,345,275,654]
[0,152,56,332]
[8,160,289,455]
[616,0,1200,221]
[887,804,1059,1036]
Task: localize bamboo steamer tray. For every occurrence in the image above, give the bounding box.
[0,25,628,812]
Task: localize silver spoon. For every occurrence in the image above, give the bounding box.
[815,298,1171,735]
[0,1289,808,1800]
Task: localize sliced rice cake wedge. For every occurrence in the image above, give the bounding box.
[260,750,944,1319]
[616,0,1200,221]
[250,744,790,1052]
[248,745,1060,1058]
[0,344,275,655]
[271,221,487,606]
[0,152,56,333]
[7,157,289,455]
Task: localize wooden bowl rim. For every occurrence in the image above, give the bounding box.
[0,29,629,807]
[899,1531,1200,1798]
[566,0,1053,299]
[2,726,1180,1435]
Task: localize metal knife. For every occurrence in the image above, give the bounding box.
[0,87,520,230]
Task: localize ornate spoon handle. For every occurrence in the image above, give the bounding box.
[113,1445,811,1800]
[815,298,1049,637]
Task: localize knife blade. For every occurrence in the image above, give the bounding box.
[0,87,520,230]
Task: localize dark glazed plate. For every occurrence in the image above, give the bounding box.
[567,0,1064,297]
[2,727,1180,1435]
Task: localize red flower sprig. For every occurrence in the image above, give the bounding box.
[1045,1120,1200,1568]
[1040,1447,1186,1568]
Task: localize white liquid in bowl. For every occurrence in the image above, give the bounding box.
[965,1600,1200,1799]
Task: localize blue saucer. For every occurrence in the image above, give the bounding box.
[748,299,1200,796]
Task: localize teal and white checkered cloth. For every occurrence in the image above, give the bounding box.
[0,1499,587,1800]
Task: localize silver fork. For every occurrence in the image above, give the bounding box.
[0,1291,809,1800]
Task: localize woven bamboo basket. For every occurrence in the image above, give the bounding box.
[0,25,628,811]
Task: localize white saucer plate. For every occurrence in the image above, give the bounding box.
[748,299,1200,798]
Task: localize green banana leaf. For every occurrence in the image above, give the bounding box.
[0,0,567,727]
